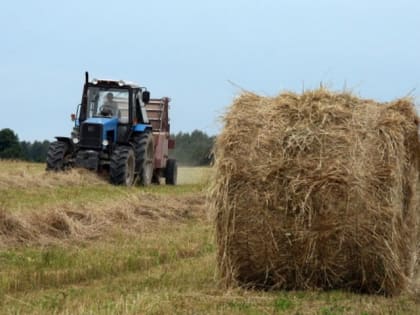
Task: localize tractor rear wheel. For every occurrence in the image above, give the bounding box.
[165,158,177,185]
[46,141,72,171]
[110,146,136,186]
[132,133,154,186]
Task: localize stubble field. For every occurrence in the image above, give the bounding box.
[0,160,419,314]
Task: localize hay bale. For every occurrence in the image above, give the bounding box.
[210,88,420,295]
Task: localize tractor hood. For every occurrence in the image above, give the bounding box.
[78,117,119,147]
[85,116,119,128]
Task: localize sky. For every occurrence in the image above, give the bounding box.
[0,0,419,142]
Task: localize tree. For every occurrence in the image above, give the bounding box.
[29,140,50,162]
[0,128,23,159]
[20,140,51,162]
[170,130,214,166]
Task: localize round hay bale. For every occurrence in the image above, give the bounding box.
[210,88,420,295]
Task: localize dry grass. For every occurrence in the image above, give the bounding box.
[0,190,206,247]
[178,166,212,185]
[0,161,211,189]
[0,160,419,314]
[0,161,105,189]
[0,162,210,214]
[211,88,420,295]
[0,160,210,247]
[1,234,419,314]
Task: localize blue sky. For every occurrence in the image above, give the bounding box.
[1,0,419,141]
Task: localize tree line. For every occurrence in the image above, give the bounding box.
[170,130,215,166]
[0,128,50,162]
[0,128,214,166]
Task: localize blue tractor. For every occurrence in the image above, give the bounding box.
[46,72,177,186]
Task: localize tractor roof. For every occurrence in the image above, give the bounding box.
[90,78,141,89]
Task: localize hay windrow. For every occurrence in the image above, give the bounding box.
[210,88,420,295]
[0,193,206,247]
[0,209,35,243]
[0,165,106,190]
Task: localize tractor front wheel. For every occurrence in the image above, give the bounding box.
[110,146,136,186]
[46,141,72,171]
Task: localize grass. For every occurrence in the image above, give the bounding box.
[176,166,212,185]
[0,162,209,213]
[0,160,419,314]
[0,223,213,294]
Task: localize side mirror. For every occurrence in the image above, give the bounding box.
[142,91,150,104]
[71,113,76,121]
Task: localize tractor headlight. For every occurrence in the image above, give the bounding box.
[72,137,79,144]
[102,140,109,146]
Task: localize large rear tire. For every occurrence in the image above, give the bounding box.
[46,141,72,171]
[132,133,154,186]
[110,146,136,186]
[165,158,177,185]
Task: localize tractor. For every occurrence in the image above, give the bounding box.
[46,72,177,185]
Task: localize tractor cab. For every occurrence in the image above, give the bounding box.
[81,79,150,124]
[74,74,151,147]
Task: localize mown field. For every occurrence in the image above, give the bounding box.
[0,160,419,314]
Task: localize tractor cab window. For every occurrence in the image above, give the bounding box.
[87,87,129,122]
